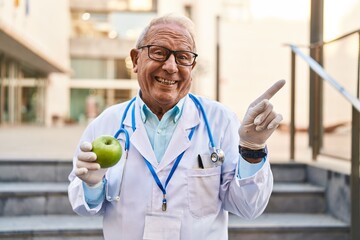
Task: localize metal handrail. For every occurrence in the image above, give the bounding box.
[294,29,360,48]
[287,29,360,240]
[310,29,360,47]
[289,44,360,112]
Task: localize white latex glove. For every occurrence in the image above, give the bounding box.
[75,141,107,186]
[239,80,286,149]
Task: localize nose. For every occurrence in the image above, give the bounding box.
[162,54,178,73]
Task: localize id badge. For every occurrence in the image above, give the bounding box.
[143,211,181,240]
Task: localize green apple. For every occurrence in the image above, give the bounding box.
[92,135,122,168]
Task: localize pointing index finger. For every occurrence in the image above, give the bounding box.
[250,79,286,107]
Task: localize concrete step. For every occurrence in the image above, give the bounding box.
[0,182,325,216]
[0,160,72,182]
[0,213,349,240]
[228,213,350,240]
[0,182,73,216]
[266,183,326,213]
[0,160,307,183]
[271,162,307,183]
[0,215,103,240]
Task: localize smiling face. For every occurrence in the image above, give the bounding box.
[130,22,196,119]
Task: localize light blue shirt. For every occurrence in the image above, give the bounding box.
[138,96,184,163]
[83,96,265,208]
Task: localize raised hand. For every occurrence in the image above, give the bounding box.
[238,79,286,150]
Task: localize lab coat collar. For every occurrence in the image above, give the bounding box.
[158,95,200,170]
[122,94,200,171]
[122,98,157,166]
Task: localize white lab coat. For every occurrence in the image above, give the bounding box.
[68,94,273,240]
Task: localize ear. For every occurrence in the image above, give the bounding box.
[130,49,140,73]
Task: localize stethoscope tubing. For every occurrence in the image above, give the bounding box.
[188,93,216,148]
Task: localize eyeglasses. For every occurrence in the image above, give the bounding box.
[138,45,198,66]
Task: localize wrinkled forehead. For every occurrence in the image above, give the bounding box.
[144,23,195,50]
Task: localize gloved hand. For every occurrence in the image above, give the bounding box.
[239,80,285,149]
[75,141,107,186]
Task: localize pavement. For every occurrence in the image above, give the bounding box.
[0,124,86,161]
[0,123,352,174]
[0,123,307,161]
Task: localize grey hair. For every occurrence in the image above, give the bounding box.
[135,14,197,52]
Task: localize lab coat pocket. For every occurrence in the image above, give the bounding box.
[143,212,181,240]
[187,166,221,218]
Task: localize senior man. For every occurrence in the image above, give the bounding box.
[68,14,285,240]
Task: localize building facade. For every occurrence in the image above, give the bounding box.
[68,0,156,123]
[0,0,70,126]
[2,0,359,127]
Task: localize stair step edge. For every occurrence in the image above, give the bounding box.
[0,182,324,195]
[0,215,102,233]
[229,213,349,230]
[273,183,325,193]
[0,182,67,195]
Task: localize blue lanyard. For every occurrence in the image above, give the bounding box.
[143,127,195,211]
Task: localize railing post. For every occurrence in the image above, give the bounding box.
[312,46,323,160]
[290,50,296,161]
[351,108,360,240]
[215,15,220,102]
[350,32,360,240]
[309,0,324,160]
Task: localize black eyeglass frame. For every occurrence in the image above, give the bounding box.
[138,45,198,66]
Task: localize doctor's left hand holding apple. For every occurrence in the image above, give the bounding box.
[75,135,122,186]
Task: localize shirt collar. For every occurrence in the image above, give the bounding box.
[137,92,185,123]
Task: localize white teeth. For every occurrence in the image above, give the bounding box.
[156,77,176,85]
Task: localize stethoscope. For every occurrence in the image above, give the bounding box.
[106,93,224,204]
[114,93,224,163]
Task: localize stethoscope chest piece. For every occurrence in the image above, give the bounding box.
[210,148,225,163]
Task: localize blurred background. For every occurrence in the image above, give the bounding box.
[1,0,360,160]
[1,1,360,239]
[2,0,360,161]
[0,0,358,127]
